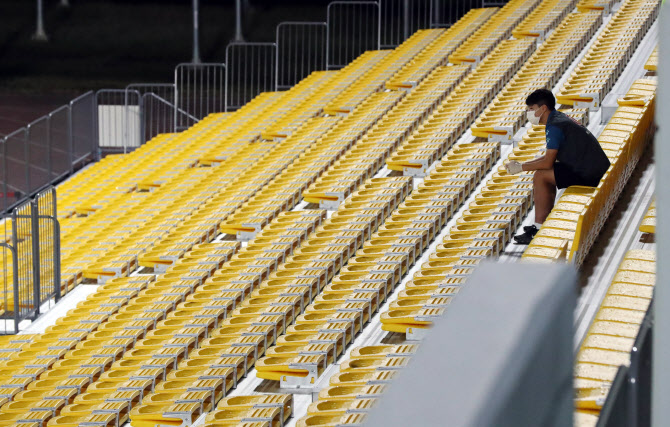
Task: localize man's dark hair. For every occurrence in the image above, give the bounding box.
[525,89,556,111]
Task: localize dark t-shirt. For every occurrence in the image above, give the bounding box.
[545,110,610,180]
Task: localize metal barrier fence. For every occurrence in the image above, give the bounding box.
[70,91,97,167]
[96,89,142,153]
[34,187,60,304]
[226,42,277,111]
[1,92,96,214]
[142,93,177,142]
[276,22,328,90]
[174,63,226,131]
[127,84,177,142]
[431,0,485,27]
[327,1,381,70]
[0,187,59,334]
[380,0,434,47]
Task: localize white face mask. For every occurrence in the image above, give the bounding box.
[526,108,542,126]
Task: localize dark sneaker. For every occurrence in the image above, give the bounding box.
[514,225,539,245]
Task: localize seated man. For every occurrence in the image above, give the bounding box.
[506,89,611,244]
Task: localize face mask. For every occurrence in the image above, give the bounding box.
[526,108,542,126]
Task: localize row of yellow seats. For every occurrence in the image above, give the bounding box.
[0,277,158,404]
[449,0,540,65]
[574,250,655,427]
[258,49,389,143]
[524,79,656,264]
[57,94,287,281]
[303,62,469,207]
[74,70,351,279]
[58,11,525,294]
[125,179,409,426]
[62,69,333,277]
[381,109,589,335]
[0,212,324,427]
[223,91,405,239]
[194,70,335,166]
[387,38,535,176]
[133,113,340,269]
[69,112,232,216]
[56,132,180,218]
[75,76,346,282]
[388,0,567,175]
[0,244,238,407]
[258,143,498,383]
[387,8,498,90]
[556,0,659,110]
[78,167,226,279]
[639,199,655,234]
[0,335,39,385]
[296,345,418,427]
[213,71,336,148]
[136,95,300,190]
[202,394,293,427]
[644,45,658,73]
[576,0,620,13]
[472,10,603,143]
[60,81,303,218]
[304,10,531,208]
[259,51,392,142]
[56,154,129,218]
[323,29,444,115]
[65,74,328,237]
[512,0,577,38]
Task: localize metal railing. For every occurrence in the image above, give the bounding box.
[96,89,142,153]
[380,0,434,47]
[225,42,277,111]
[69,91,97,167]
[1,92,96,214]
[327,1,381,70]
[0,187,60,334]
[127,84,178,142]
[433,0,492,27]
[276,22,328,90]
[174,62,226,131]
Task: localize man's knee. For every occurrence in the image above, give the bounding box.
[533,169,554,186]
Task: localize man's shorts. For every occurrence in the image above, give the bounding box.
[553,162,602,189]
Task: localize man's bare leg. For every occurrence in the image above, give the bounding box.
[533,168,557,224]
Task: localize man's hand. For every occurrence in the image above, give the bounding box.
[505,160,523,175]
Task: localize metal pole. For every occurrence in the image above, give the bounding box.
[2,137,7,213]
[432,0,440,28]
[192,0,201,64]
[234,0,245,42]
[653,4,670,426]
[32,0,48,41]
[0,243,20,334]
[403,0,410,40]
[30,201,41,316]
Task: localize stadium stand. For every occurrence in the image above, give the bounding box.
[645,45,658,73]
[523,79,656,264]
[200,394,294,427]
[0,0,661,424]
[640,199,656,234]
[574,250,655,425]
[555,0,658,111]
